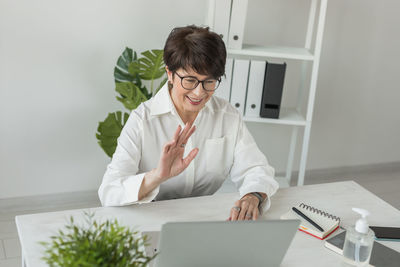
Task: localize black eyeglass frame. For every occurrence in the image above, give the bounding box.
[174,72,221,92]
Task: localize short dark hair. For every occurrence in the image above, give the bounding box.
[163,25,226,79]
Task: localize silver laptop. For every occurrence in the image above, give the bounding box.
[143,220,300,267]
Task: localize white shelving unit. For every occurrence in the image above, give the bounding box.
[206,0,328,187]
[228,45,315,61]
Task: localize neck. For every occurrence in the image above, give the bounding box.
[176,109,198,125]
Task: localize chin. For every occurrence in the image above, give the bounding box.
[185,103,204,112]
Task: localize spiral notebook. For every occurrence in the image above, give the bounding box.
[280,203,340,240]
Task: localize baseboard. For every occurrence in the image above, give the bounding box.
[0,190,99,215]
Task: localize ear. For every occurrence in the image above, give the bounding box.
[165,66,173,82]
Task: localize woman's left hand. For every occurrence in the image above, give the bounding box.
[228,194,260,221]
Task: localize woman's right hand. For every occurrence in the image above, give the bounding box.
[154,123,199,182]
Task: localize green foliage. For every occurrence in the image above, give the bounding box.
[40,212,156,267]
[97,47,167,158]
[96,112,129,158]
[129,50,166,95]
[115,82,148,111]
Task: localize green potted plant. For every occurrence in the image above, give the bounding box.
[40,212,156,266]
[96,47,167,157]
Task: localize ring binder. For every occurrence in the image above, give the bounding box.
[281,203,341,240]
[299,203,341,222]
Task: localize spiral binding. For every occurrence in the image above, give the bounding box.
[299,203,341,222]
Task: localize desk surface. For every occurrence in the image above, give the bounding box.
[16,181,400,267]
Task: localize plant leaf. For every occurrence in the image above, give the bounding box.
[137,50,165,81]
[39,212,156,266]
[114,47,137,83]
[115,82,148,111]
[96,111,130,158]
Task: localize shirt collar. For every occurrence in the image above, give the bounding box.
[150,82,215,116]
[150,83,174,116]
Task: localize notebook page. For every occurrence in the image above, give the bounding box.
[281,206,339,238]
[297,205,339,233]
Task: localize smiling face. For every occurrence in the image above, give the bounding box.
[166,66,215,123]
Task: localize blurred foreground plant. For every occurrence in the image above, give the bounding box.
[40,211,156,267]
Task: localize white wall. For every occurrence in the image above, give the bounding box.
[1,0,399,198]
[0,0,208,198]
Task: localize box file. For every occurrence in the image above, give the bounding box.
[245,60,266,117]
[211,0,232,44]
[227,0,248,49]
[230,59,250,116]
[260,62,286,119]
[214,58,233,102]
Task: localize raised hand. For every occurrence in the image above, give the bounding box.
[154,123,198,182]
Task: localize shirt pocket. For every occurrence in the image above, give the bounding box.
[204,135,234,175]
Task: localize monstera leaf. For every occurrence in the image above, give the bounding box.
[129,49,165,94]
[97,47,167,158]
[96,112,130,158]
[114,47,137,83]
[130,49,165,80]
[115,82,148,111]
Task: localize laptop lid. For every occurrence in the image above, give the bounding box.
[152,219,300,267]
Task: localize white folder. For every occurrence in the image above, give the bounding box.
[227,0,248,49]
[215,58,233,101]
[211,0,232,44]
[245,60,266,117]
[230,59,250,116]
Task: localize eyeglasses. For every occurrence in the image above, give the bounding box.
[174,72,221,91]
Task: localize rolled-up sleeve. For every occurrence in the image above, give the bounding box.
[229,117,279,213]
[98,111,159,207]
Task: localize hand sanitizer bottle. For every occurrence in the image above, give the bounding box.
[342,208,375,266]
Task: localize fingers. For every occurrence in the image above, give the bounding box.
[230,201,241,221]
[181,125,196,146]
[162,138,177,154]
[246,205,255,220]
[230,199,259,221]
[168,123,196,152]
[238,202,249,221]
[177,123,195,147]
[176,123,190,146]
[182,148,199,167]
[173,125,181,144]
[253,208,259,221]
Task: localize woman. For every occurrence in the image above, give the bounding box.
[99,25,279,221]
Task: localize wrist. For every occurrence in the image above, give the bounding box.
[249,192,265,206]
[139,169,162,201]
[148,168,164,184]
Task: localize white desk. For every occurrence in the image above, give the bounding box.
[16,181,400,266]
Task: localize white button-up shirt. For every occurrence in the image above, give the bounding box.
[98,84,279,212]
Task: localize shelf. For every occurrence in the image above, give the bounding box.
[228,44,314,61]
[243,108,307,126]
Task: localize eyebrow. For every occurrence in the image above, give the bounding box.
[181,73,214,79]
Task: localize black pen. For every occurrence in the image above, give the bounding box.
[292,207,324,232]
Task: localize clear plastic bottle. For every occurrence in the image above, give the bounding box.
[342,208,375,266]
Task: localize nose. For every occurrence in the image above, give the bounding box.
[192,82,204,97]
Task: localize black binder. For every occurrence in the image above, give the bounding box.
[260,62,286,118]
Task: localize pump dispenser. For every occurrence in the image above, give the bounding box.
[353,208,370,234]
[343,208,375,266]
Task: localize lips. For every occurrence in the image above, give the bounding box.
[186,96,203,105]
